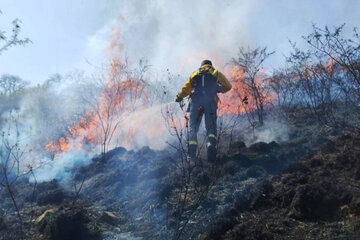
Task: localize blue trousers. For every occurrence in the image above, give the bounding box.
[188,99,217,158]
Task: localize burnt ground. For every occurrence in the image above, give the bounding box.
[0,119,360,239]
[205,131,360,240]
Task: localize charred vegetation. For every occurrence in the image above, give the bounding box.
[1,16,360,240]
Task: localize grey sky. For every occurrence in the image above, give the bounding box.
[0,0,359,84]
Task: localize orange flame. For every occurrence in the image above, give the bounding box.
[45,22,279,156]
[45,24,149,156]
[45,78,146,155]
[218,65,274,115]
[218,65,247,115]
[326,57,336,75]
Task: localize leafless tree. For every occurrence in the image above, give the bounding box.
[267,68,300,121]
[0,11,30,55]
[0,74,29,96]
[232,47,274,126]
[305,24,360,88]
[0,111,32,240]
[285,25,360,127]
[82,59,149,155]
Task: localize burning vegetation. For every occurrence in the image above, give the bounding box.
[44,26,151,156]
[45,61,148,156]
[1,13,360,240]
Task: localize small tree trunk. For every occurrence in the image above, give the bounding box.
[3,168,24,239]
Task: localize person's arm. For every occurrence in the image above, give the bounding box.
[217,71,232,93]
[177,70,199,100]
[177,77,193,99]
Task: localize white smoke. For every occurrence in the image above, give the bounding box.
[248,120,290,145]
[32,149,93,182]
[83,0,256,75]
[82,0,360,77]
[113,104,171,150]
[5,0,355,183]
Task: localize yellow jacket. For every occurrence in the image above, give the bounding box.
[177,64,232,99]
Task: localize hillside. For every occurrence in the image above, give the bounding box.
[1,115,360,240]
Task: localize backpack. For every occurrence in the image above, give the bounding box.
[190,68,219,101]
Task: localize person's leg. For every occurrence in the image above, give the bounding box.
[204,101,217,161]
[188,102,203,159]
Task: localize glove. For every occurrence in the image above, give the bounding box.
[242,96,248,104]
[217,85,226,93]
[175,95,183,102]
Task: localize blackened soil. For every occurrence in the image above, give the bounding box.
[204,131,360,240]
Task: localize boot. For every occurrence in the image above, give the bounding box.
[189,144,197,159]
[207,142,217,163]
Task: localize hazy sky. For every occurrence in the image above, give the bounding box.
[0,0,359,84]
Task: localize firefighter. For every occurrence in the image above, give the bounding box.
[175,60,232,161]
